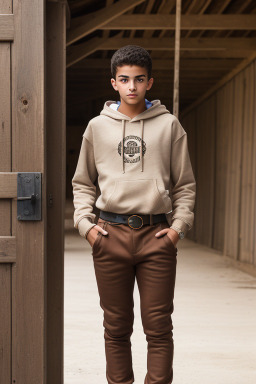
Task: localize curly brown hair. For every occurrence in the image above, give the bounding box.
[111,45,152,80]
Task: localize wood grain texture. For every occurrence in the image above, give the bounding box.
[92,37,256,51]
[0,173,17,198]
[0,264,11,384]
[0,14,14,40]
[223,71,244,260]
[195,96,216,247]
[102,14,256,30]
[11,0,47,382]
[66,0,146,46]
[180,58,256,266]
[46,2,66,383]
[181,110,197,241]
[0,236,16,262]
[239,63,256,264]
[0,2,12,380]
[213,84,231,251]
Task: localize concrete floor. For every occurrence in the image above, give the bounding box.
[64,228,256,384]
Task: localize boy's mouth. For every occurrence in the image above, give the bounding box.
[127,94,137,97]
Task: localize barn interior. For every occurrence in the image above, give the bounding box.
[2,2,256,383]
[66,0,256,270]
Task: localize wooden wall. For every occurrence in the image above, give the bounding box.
[46,2,67,383]
[182,59,256,267]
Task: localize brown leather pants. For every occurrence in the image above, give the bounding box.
[92,217,177,384]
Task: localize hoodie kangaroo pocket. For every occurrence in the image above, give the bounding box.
[104,179,172,214]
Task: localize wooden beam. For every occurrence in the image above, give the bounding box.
[0,14,14,41]
[181,51,256,117]
[67,36,101,68]
[68,0,97,14]
[47,0,70,28]
[65,0,71,29]
[184,0,212,38]
[68,49,253,68]
[66,34,120,68]
[179,51,252,59]
[99,37,256,51]
[66,0,146,46]
[102,14,256,31]
[67,37,256,67]
[69,58,241,71]
[173,0,182,118]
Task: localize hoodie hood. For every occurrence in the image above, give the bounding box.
[109,98,153,111]
[100,99,170,173]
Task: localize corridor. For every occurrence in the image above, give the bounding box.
[64,225,256,384]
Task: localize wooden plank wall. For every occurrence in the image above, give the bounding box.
[12,0,46,382]
[0,0,12,382]
[181,60,256,267]
[182,109,197,241]
[46,2,66,383]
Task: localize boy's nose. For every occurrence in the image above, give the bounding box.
[129,82,136,91]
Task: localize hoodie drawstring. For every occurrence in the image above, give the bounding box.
[122,119,125,173]
[140,119,144,172]
[121,119,144,173]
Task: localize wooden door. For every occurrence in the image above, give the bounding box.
[0,1,67,383]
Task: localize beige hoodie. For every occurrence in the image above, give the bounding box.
[72,100,196,238]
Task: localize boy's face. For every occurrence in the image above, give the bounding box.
[111,65,153,107]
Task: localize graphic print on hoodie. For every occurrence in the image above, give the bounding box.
[111,99,151,168]
[72,99,196,239]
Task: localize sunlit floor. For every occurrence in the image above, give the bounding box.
[64,226,256,384]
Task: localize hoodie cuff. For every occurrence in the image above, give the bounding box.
[76,217,96,239]
[170,219,189,236]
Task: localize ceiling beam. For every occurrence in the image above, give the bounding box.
[66,32,122,68]
[102,14,256,31]
[98,38,256,51]
[67,37,256,66]
[67,36,254,67]
[178,51,252,59]
[66,0,146,46]
[69,58,241,71]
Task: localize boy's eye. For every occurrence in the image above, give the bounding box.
[120,78,144,83]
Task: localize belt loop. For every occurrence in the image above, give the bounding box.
[150,214,153,226]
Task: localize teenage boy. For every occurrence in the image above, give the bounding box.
[72,45,196,384]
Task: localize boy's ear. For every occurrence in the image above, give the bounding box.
[146,77,154,91]
[111,78,118,91]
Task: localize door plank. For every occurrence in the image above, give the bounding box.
[0,5,12,381]
[11,0,46,383]
[0,236,16,262]
[0,173,17,198]
[0,265,11,384]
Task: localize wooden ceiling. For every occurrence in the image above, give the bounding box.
[66,0,256,125]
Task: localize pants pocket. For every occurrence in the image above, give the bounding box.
[92,220,107,254]
[160,222,178,253]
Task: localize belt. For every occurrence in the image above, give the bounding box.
[99,210,167,229]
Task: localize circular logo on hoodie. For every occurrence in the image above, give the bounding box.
[118,135,146,163]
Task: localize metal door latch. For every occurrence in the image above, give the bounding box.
[17,172,42,220]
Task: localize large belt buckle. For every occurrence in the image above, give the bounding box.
[128,215,143,229]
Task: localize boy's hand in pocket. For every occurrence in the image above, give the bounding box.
[155,228,179,247]
[86,225,108,247]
